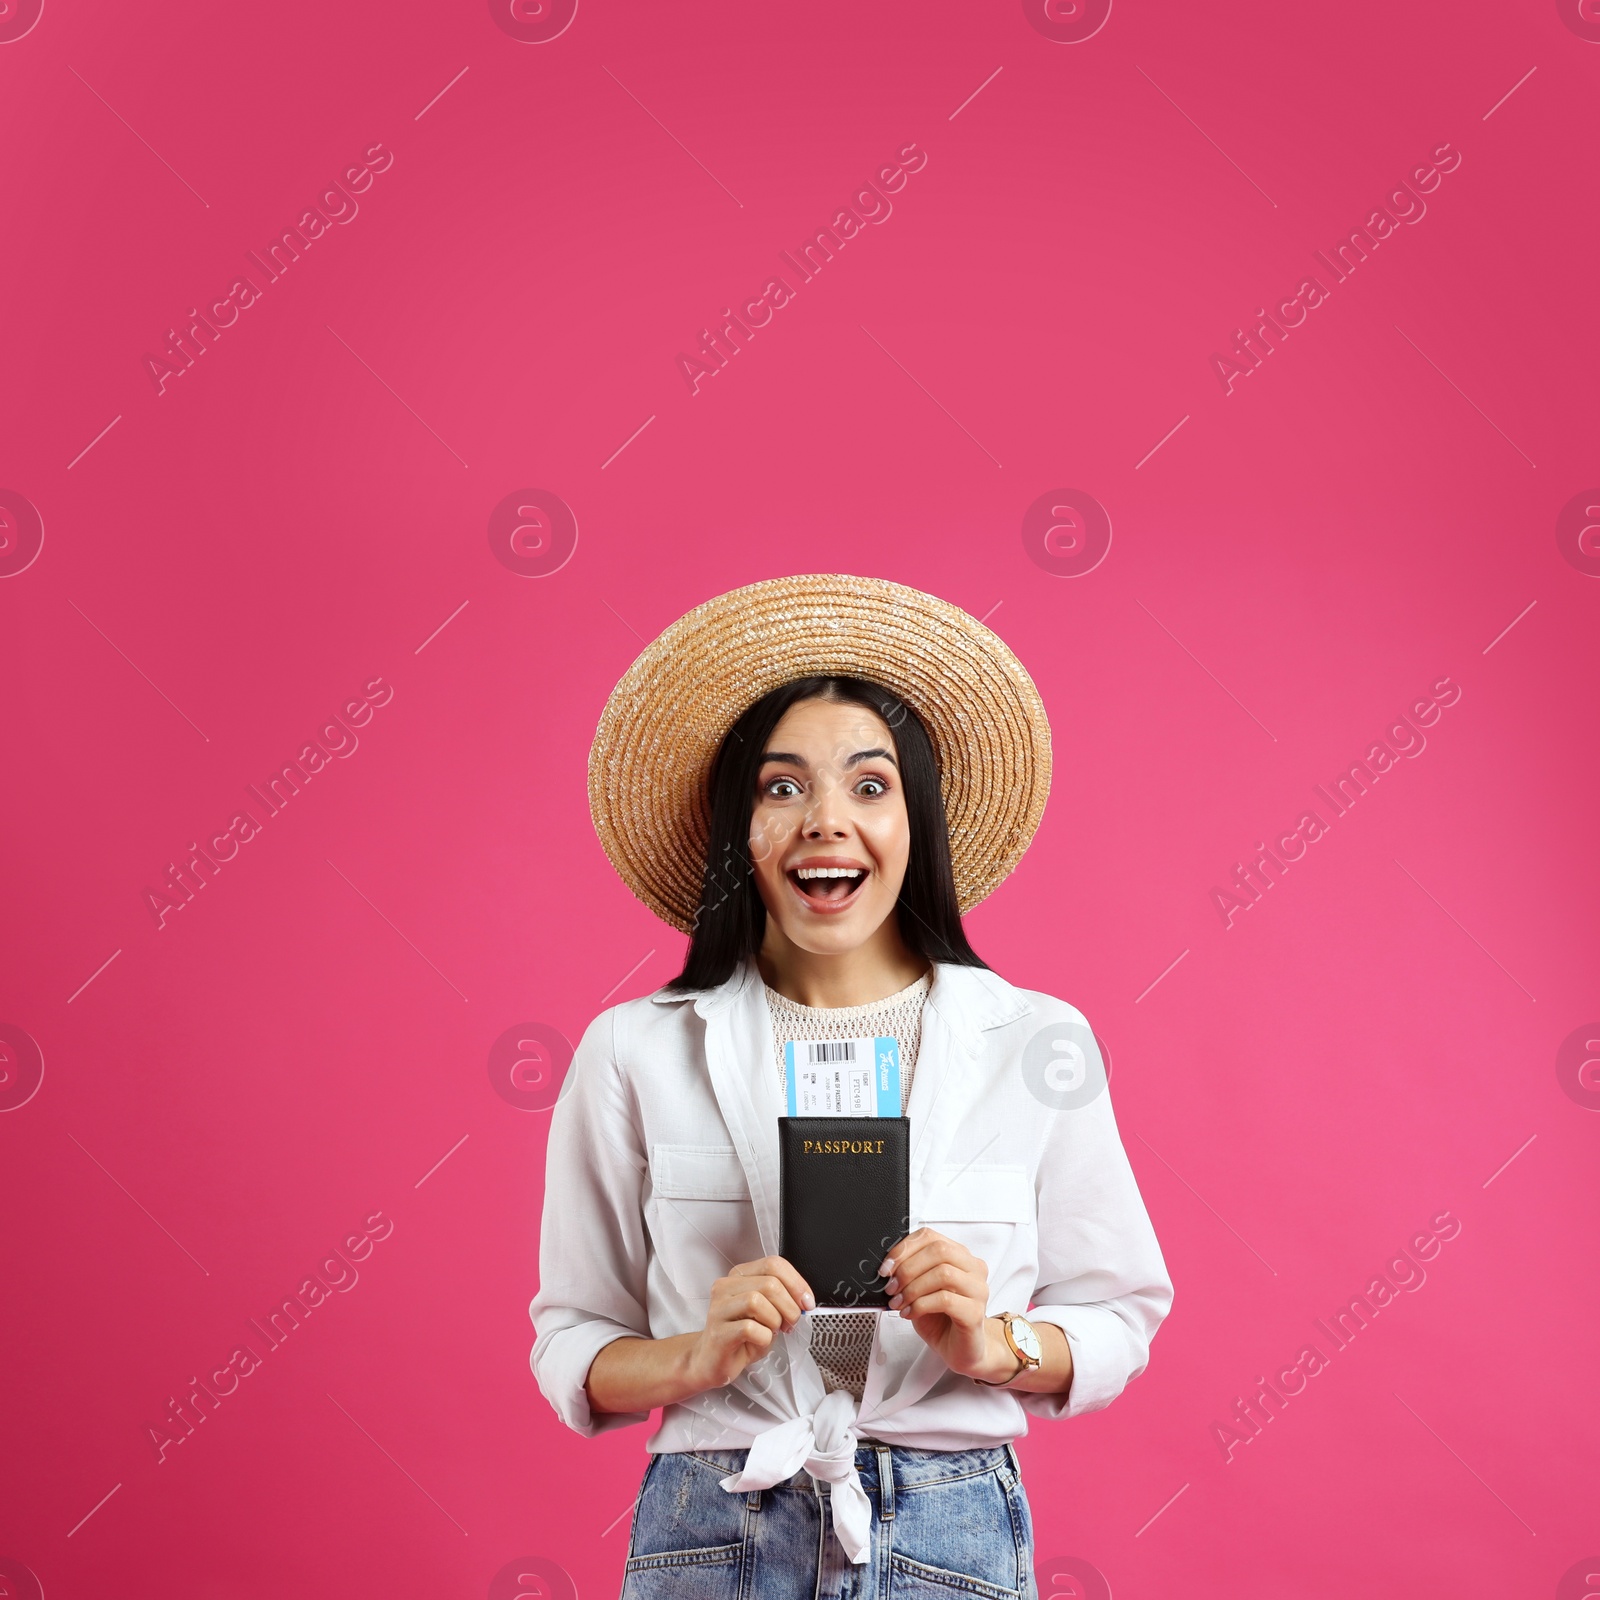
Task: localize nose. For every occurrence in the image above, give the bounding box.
[802,775,849,840]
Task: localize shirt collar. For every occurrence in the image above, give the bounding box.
[650,957,1033,1040]
[647,955,758,1014]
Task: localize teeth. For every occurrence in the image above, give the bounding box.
[795,867,863,880]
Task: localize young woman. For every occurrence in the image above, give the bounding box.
[531,575,1173,1599]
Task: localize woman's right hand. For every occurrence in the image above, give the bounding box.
[683,1255,816,1393]
[585,1255,817,1414]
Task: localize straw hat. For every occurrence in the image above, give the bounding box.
[588,574,1052,933]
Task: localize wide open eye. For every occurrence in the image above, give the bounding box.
[763,776,804,800]
[854,776,888,797]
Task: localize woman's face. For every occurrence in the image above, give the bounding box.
[748,696,912,958]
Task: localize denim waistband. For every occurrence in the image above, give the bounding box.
[677,1441,1019,1495]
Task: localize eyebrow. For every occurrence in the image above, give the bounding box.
[758,747,898,769]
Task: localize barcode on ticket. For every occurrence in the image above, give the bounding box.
[807,1041,857,1064]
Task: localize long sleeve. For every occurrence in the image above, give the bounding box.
[1021,1022,1174,1421]
[528,1008,654,1437]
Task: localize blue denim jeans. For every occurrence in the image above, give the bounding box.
[619,1442,1036,1600]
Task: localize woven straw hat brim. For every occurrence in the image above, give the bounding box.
[588,574,1052,933]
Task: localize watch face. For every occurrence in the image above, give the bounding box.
[1012,1317,1043,1363]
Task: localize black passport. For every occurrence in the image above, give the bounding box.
[778,1116,910,1309]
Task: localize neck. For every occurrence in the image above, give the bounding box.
[756,920,929,1008]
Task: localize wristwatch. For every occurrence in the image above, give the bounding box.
[975,1312,1044,1387]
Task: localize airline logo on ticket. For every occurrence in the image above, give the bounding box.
[784,1036,901,1117]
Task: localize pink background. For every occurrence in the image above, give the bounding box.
[3,0,1598,1595]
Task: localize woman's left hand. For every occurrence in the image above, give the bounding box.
[880,1228,1013,1383]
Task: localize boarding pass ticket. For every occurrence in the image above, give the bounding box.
[783,1036,902,1117]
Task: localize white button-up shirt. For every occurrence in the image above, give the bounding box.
[529,959,1173,1561]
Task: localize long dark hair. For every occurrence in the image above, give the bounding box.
[667,675,986,990]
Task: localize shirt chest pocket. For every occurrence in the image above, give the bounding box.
[919,1162,1035,1268]
[651,1144,749,1201]
[647,1144,760,1292]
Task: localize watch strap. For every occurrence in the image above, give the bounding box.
[975,1313,1037,1387]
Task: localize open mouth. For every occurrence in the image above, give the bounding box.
[787,864,868,911]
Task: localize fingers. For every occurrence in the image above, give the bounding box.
[892,1258,984,1303]
[899,1287,986,1326]
[730,1255,816,1313]
[880,1232,988,1325]
[883,1232,980,1295]
[702,1318,774,1384]
[879,1228,938,1275]
[715,1282,799,1333]
[880,1228,969,1277]
[729,1318,774,1355]
[891,1261,988,1318]
[688,1307,778,1392]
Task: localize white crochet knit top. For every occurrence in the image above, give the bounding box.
[764,972,931,1400]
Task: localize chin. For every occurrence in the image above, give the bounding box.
[770,904,887,958]
[788,926,874,958]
